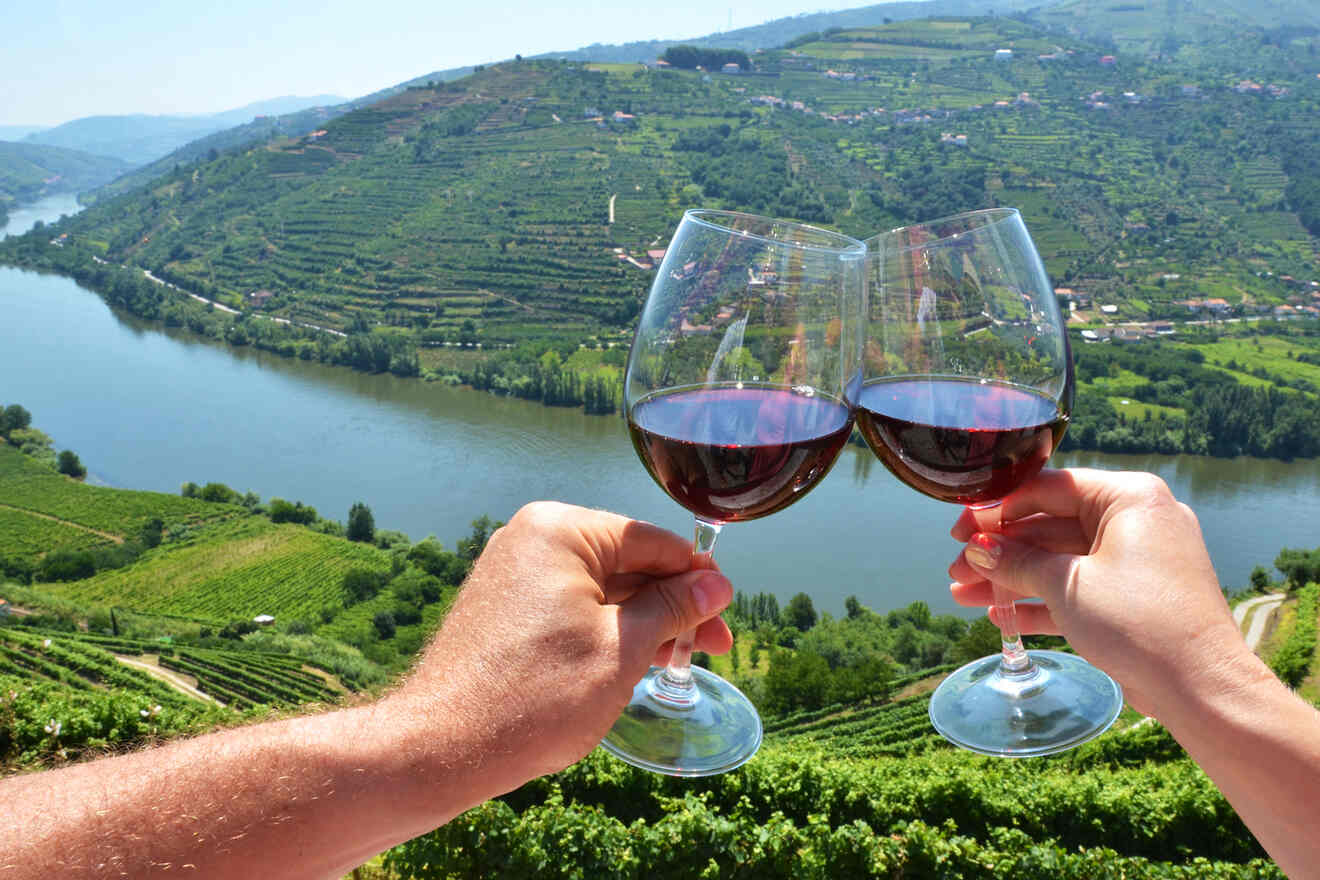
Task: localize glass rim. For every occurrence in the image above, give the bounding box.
[864,207,1022,253]
[684,209,866,255]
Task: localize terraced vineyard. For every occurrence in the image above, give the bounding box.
[0,445,227,539]
[38,628,343,708]
[0,505,114,562]
[765,692,948,757]
[46,516,390,624]
[0,627,199,711]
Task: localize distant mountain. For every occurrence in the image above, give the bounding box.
[0,141,131,215]
[202,95,347,128]
[0,125,46,141]
[1028,0,1320,54]
[22,95,346,166]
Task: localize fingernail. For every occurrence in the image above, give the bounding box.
[691,573,725,616]
[964,533,1002,570]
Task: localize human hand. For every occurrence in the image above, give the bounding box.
[946,468,1249,717]
[392,501,733,798]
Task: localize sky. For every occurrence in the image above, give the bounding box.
[3,0,884,128]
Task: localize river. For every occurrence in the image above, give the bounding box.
[4,195,1320,616]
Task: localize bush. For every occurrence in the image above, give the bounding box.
[56,450,86,478]
[342,568,386,605]
[1270,583,1319,688]
[268,498,318,525]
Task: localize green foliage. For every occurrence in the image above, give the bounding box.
[51,516,389,624]
[267,497,318,525]
[0,445,222,538]
[343,567,386,605]
[0,403,32,436]
[346,501,375,543]
[661,46,752,71]
[1274,546,1320,589]
[782,592,817,632]
[1269,582,1319,687]
[55,450,85,479]
[456,514,501,563]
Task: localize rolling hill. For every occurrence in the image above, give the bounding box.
[21,95,346,167]
[8,13,1313,352]
[0,141,130,217]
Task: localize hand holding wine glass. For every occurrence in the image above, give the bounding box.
[859,207,1123,756]
[605,209,865,776]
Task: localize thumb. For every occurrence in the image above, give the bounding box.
[616,568,733,658]
[963,531,1078,606]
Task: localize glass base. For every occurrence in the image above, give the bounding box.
[600,665,763,777]
[928,649,1123,757]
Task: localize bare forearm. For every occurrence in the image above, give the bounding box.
[1155,649,1320,877]
[0,695,493,879]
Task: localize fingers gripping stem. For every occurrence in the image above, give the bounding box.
[658,518,722,690]
[971,503,1031,674]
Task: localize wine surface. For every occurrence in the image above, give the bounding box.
[628,386,853,523]
[856,377,1067,505]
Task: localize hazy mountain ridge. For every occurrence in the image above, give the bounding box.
[0,141,131,216]
[21,95,346,167]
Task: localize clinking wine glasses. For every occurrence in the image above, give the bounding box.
[603,209,865,776]
[858,208,1123,757]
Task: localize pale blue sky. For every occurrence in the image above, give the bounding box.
[4,0,882,127]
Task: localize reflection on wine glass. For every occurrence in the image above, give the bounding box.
[603,209,865,776]
[860,207,1123,757]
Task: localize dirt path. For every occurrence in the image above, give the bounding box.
[116,654,222,706]
[1236,592,1287,653]
[0,502,124,544]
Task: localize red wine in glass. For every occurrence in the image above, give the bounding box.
[604,208,865,777]
[862,207,1122,757]
[855,377,1067,507]
[629,386,854,524]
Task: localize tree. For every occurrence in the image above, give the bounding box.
[953,616,1003,665]
[347,502,375,543]
[140,517,164,549]
[198,482,237,503]
[844,595,865,619]
[1274,547,1320,590]
[457,515,500,563]
[783,592,817,632]
[56,450,86,478]
[0,403,32,436]
[1250,565,1273,592]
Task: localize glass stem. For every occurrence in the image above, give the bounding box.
[657,518,722,690]
[972,501,1031,674]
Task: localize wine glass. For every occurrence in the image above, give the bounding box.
[602,209,865,776]
[858,207,1123,757]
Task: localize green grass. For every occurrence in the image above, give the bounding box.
[1183,336,1320,388]
[1107,396,1184,420]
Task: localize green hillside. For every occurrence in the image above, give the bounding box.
[0,444,231,554]
[0,141,130,215]
[7,17,1316,349]
[1031,0,1320,55]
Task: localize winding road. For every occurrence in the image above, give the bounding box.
[1234,592,1287,652]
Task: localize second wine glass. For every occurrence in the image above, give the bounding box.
[859,207,1123,757]
[602,209,865,776]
